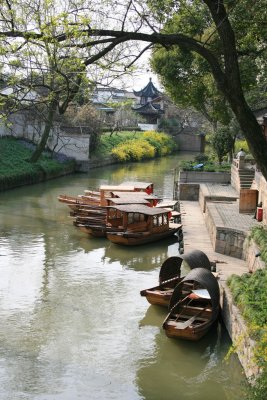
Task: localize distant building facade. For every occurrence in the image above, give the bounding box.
[132,78,164,130]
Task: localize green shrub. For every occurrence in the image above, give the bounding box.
[228,270,267,332]
[227,268,267,390]
[0,136,75,189]
[179,160,231,172]
[194,153,209,164]
[249,226,267,265]
[245,372,267,400]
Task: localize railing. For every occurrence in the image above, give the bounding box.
[232,157,256,170]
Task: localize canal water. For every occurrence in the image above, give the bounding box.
[0,155,247,400]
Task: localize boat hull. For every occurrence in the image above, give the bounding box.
[140,288,173,307]
[107,227,179,246]
[164,315,214,341]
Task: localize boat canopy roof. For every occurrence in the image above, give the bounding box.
[107,198,150,205]
[159,256,183,284]
[99,185,136,191]
[118,181,153,190]
[107,204,169,215]
[159,250,211,284]
[111,191,159,200]
[169,267,220,321]
[181,249,211,271]
[156,199,178,208]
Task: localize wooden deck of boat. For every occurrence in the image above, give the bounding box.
[180,200,248,281]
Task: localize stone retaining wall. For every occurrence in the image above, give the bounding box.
[76,157,115,172]
[243,238,265,272]
[204,203,246,259]
[179,170,231,184]
[177,183,200,201]
[177,171,231,201]
[173,133,205,152]
[0,162,76,191]
[220,283,261,380]
[231,164,240,192]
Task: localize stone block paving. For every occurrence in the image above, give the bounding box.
[201,183,238,197]
[210,202,258,232]
[179,183,263,280]
[180,200,250,281]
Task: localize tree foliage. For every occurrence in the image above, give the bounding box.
[210,127,233,164]
[0,0,267,178]
[150,0,267,130]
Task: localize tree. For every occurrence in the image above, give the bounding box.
[151,46,231,132]
[105,100,140,135]
[63,103,102,151]
[1,1,267,178]
[150,0,266,134]
[210,127,234,164]
[0,0,88,162]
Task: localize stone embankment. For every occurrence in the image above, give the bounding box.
[0,163,76,192]
[178,183,263,380]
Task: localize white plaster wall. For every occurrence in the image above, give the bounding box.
[0,112,90,161]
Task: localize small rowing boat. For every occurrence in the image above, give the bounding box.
[162,268,220,341]
[140,250,212,307]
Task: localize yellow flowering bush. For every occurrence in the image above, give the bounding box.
[143,130,177,155]
[111,139,155,162]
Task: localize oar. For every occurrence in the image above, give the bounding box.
[162,294,192,328]
[174,306,208,330]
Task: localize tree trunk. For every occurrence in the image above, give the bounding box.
[30,99,57,163]
[230,99,267,177]
[203,0,267,179]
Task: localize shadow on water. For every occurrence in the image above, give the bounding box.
[103,235,179,271]
[136,318,247,400]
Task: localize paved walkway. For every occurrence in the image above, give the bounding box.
[180,200,249,281]
[200,183,238,197]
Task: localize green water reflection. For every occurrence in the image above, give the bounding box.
[0,155,247,399]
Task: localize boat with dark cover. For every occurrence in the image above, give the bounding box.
[140,250,212,307]
[162,267,220,341]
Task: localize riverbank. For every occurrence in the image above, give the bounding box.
[0,137,77,191]
[178,188,263,381]
[0,134,179,190]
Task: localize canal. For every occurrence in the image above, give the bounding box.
[0,155,247,399]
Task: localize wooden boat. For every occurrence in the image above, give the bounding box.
[59,184,139,210]
[140,250,212,307]
[84,182,154,206]
[156,198,181,222]
[118,181,154,194]
[140,256,184,306]
[162,268,220,341]
[58,194,100,210]
[74,222,123,238]
[108,191,160,206]
[73,193,156,238]
[106,204,182,246]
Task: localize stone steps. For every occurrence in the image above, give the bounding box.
[238,168,255,189]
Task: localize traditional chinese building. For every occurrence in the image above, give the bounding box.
[132,78,164,129]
